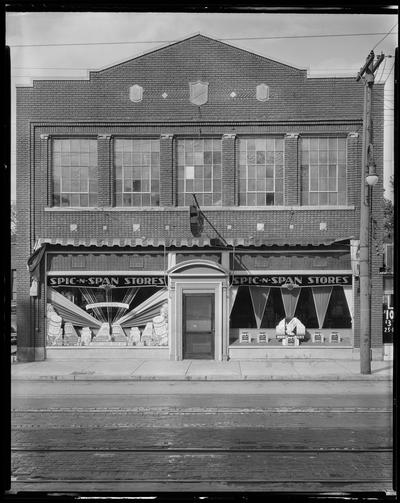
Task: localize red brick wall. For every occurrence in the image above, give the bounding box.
[16,34,385,360]
[16,35,366,123]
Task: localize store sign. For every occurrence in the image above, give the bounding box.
[383,307,394,336]
[231,274,352,287]
[47,275,167,287]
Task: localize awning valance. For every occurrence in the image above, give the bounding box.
[34,236,353,249]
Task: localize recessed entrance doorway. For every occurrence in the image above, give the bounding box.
[183,293,215,359]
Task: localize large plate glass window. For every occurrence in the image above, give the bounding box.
[300,137,347,206]
[52,138,98,207]
[114,139,160,207]
[177,138,222,206]
[238,137,284,206]
[46,283,168,347]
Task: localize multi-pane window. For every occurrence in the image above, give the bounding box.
[300,137,347,206]
[52,139,98,207]
[114,139,160,207]
[177,138,222,206]
[238,137,284,206]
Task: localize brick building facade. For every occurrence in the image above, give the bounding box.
[16,34,385,362]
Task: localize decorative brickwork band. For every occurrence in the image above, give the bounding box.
[97,134,112,207]
[160,134,174,206]
[284,133,299,205]
[222,133,236,206]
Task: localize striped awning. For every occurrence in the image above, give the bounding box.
[34,235,353,251]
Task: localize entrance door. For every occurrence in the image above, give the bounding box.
[183,293,214,359]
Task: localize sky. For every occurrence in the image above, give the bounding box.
[6,11,397,201]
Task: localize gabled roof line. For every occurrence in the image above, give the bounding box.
[90,32,306,75]
[92,32,206,74]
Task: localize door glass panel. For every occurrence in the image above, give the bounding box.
[185,295,213,332]
[183,293,214,359]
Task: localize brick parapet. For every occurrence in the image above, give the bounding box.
[15,36,365,123]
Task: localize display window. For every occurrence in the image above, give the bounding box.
[46,283,168,347]
[294,287,319,328]
[322,286,352,328]
[230,286,257,328]
[229,284,352,344]
[260,288,285,328]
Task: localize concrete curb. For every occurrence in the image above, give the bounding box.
[11,374,393,381]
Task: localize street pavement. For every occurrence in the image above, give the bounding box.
[11,357,393,381]
[10,379,394,494]
[9,357,394,494]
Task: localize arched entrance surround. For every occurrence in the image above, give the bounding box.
[167,260,229,361]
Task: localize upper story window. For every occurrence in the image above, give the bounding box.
[177,138,222,206]
[52,139,98,207]
[238,137,284,206]
[114,139,160,207]
[384,243,393,271]
[300,137,347,206]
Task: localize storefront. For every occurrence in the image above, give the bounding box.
[42,244,355,360]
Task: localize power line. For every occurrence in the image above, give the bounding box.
[12,65,365,70]
[372,23,398,50]
[8,31,398,48]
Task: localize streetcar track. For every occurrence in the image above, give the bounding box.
[11,398,392,490]
[10,478,394,484]
[11,407,392,413]
[11,447,392,452]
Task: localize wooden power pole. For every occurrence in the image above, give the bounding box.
[356,51,385,374]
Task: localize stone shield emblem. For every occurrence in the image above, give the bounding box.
[189,81,209,106]
[129,84,143,103]
[256,83,269,102]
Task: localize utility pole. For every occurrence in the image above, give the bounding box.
[356,51,385,374]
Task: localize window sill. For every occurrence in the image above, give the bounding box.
[44,205,355,212]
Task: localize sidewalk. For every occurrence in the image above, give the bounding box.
[11,358,393,381]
